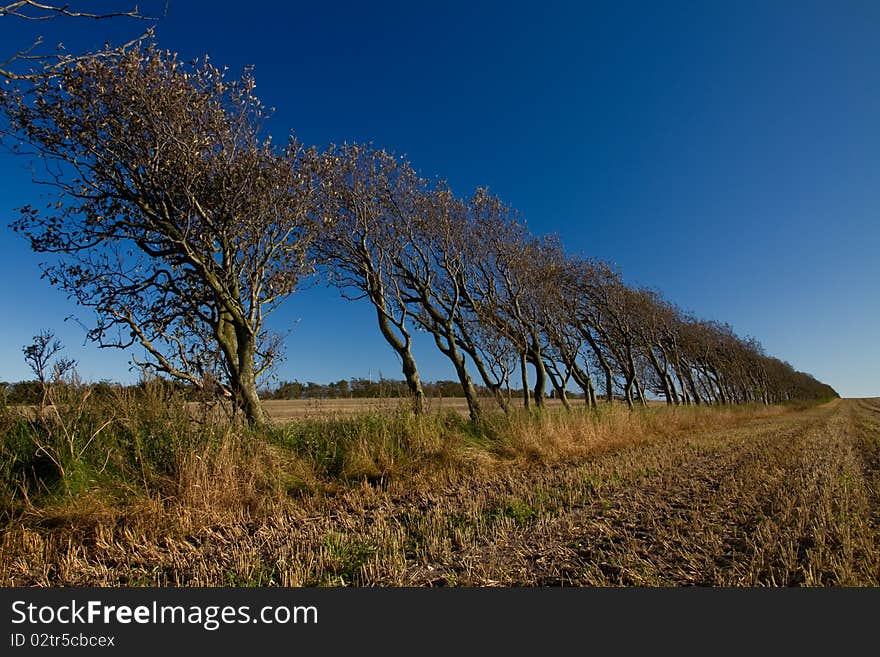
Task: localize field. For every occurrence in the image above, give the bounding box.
[1,395,878,586]
[260,396,574,420]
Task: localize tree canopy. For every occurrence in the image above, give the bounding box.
[2,44,324,424]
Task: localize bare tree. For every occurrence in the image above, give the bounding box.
[22,329,76,407]
[624,288,684,405]
[464,192,542,409]
[2,45,323,425]
[537,258,598,408]
[316,144,427,414]
[391,185,486,421]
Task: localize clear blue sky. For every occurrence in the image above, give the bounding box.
[0,1,877,397]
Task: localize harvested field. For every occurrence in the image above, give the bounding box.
[2,398,877,586]
[261,397,572,420]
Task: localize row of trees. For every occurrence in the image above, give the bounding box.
[316,146,837,419]
[0,42,837,425]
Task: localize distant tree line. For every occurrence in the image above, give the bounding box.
[0,376,501,406]
[259,378,509,401]
[0,379,118,406]
[0,41,838,424]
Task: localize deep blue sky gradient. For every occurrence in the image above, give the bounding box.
[0,1,877,396]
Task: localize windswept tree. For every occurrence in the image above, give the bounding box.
[626,288,685,405]
[465,191,544,409]
[2,45,324,425]
[565,259,627,404]
[537,257,599,408]
[393,184,486,421]
[316,144,427,414]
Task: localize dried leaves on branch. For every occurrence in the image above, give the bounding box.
[0,1,158,80]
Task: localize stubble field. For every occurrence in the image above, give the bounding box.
[2,394,878,586]
[259,396,573,420]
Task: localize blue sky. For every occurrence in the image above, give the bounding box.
[0,1,877,397]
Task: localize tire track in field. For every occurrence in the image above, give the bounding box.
[422,400,880,586]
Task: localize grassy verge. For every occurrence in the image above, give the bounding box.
[1,384,787,519]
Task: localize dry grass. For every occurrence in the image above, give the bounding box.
[4,396,876,587]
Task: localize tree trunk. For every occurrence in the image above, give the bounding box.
[634,375,648,407]
[648,350,674,404]
[453,356,482,422]
[701,375,719,405]
[683,364,703,405]
[529,347,547,409]
[624,375,635,410]
[375,304,425,414]
[400,348,425,414]
[556,385,571,410]
[234,360,268,427]
[695,370,715,404]
[570,360,596,409]
[489,385,510,414]
[708,367,728,405]
[582,330,613,403]
[432,327,481,422]
[458,340,509,413]
[520,352,531,410]
[546,366,571,411]
[628,350,647,407]
[672,360,690,405]
[666,373,680,405]
[216,311,268,427]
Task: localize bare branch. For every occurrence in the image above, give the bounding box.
[0,1,161,80]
